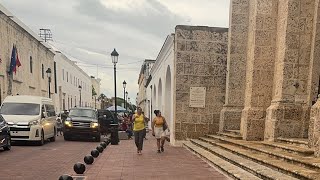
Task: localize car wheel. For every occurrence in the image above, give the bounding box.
[49,128,56,142]
[37,130,45,146]
[64,135,70,141]
[95,134,101,142]
[3,137,11,151]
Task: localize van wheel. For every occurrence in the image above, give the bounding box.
[37,130,45,146]
[3,137,11,151]
[49,128,56,142]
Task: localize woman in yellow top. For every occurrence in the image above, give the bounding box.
[152,110,169,153]
[132,107,149,155]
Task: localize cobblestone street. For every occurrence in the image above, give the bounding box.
[0,136,100,180]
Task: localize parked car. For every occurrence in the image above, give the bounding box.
[63,107,101,141]
[0,115,11,151]
[0,95,57,145]
[97,109,116,135]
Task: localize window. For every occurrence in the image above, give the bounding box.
[30,56,33,73]
[0,103,40,115]
[62,69,64,80]
[42,64,44,79]
[67,72,69,82]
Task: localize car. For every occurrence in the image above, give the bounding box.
[0,95,57,145]
[63,107,101,141]
[97,109,116,135]
[0,115,11,151]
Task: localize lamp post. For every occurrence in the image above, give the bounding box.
[78,85,82,107]
[111,48,119,145]
[125,91,128,110]
[123,80,127,109]
[128,97,131,111]
[46,68,52,98]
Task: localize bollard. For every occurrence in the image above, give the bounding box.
[73,163,86,174]
[91,149,99,158]
[84,155,94,165]
[59,174,73,180]
[100,142,107,148]
[96,145,104,153]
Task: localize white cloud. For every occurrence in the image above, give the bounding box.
[0,0,230,103]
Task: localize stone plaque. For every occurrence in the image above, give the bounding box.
[189,87,206,108]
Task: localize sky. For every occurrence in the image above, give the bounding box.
[0,0,230,104]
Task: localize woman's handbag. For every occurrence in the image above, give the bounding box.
[163,123,168,131]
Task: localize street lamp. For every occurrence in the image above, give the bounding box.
[111,48,119,145]
[46,68,52,98]
[78,85,82,107]
[123,80,127,109]
[125,91,128,110]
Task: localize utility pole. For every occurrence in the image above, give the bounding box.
[39,29,53,42]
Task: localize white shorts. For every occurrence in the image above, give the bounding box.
[154,127,164,139]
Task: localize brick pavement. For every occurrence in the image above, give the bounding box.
[83,134,228,180]
[0,136,101,180]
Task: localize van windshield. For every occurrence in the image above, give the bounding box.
[0,103,40,115]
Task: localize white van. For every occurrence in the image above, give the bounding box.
[0,95,57,145]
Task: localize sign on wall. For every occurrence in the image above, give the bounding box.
[189,87,206,108]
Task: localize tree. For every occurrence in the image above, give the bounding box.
[92,85,97,96]
[98,93,107,109]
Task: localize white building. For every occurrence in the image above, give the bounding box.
[137,59,155,120]
[54,52,93,112]
[0,4,55,104]
[145,34,174,137]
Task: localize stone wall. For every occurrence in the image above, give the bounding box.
[265,0,316,141]
[240,0,278,141]
[0,13,55,104]
[174,25,228,140]
[219,0,249,132]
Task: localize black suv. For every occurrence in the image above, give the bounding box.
[63,107,100,142]
[0,115,11,151]
[97,109,116,135]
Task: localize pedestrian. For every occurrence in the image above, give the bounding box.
[60,110,68,135]
[132,107,147,155]
[152,110,169,153]
[142,111,149,140]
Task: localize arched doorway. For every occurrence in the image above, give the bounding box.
[158,79,163,112]
[165,66,172,128]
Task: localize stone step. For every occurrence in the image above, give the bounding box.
[206,135,320,170]
[201,136,320,179]
[261,141,314,156]
[225,129,241,136]
[217,132,242,140]
[276,137,309,148]
[183,141,262,180]
[190,139,297,180]
[205,135,320,171]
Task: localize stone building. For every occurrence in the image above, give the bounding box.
[145,26,228,145]
[54,52,93,112]
[0,4,55,104]
[137,59,155,121]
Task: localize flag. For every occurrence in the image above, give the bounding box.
[14,46,21,74]
[9,45,16,75]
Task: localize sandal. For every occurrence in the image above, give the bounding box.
[157,150,161,153]
[161,146,164,152]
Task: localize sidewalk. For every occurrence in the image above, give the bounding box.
[83,134,228,180]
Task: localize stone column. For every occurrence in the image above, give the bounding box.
[219,0,249,132]
[310,96,320,151]
[308,0,320,146]
[265,0,316,141]
[240,0,278,141]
